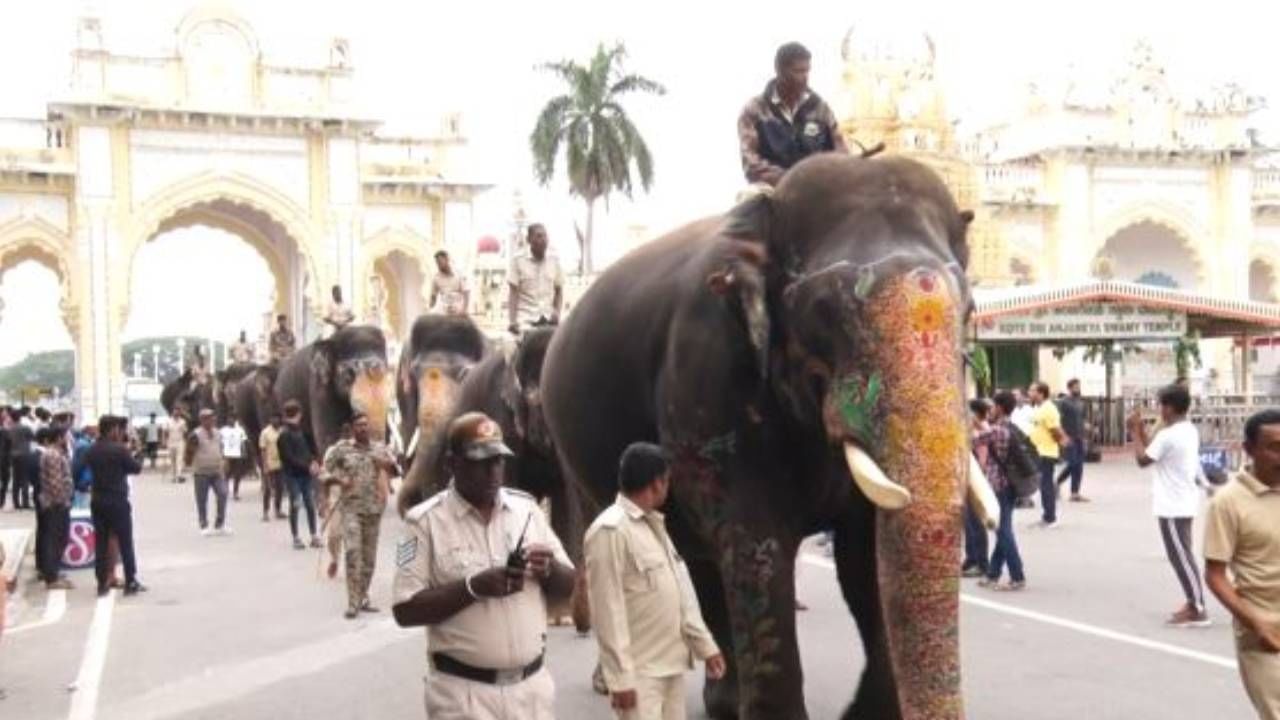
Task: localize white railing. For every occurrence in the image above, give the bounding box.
[1255,170,1280,204]
[980,163,1046,204]
[0,117,67,150]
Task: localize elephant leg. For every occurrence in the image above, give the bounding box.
[715,524,805,719]
[835,497,899,720]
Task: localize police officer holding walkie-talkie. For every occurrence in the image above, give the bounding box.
[392,411,575,719]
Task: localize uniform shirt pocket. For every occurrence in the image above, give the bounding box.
[624,551,666,593]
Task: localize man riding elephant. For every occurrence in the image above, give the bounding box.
[541,154,996,719]
[738,42,848,187]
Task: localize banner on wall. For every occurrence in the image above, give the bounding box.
[975,303,1187,342]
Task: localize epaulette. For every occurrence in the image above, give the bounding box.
[594,504,625,529]
[405,489,447,522]
[503,487,534,501]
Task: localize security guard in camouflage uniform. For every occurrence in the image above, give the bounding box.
[324,412,398,618]
[392,412,575,719]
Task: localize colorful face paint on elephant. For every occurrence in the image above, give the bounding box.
[415,367,458,438]
[342,356,390,439]
[864,268,967,719]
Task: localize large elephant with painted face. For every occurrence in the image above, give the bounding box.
[274,325,391,454]
[394,314,488,515]
[399,328,579,546]
[541,155,997,719]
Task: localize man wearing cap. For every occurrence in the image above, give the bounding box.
[325,413,399,618]
[392,411,575,719]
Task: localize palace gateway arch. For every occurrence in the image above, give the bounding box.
[0,7,488,419]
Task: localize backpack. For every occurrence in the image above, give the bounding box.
[1000,424,1042,499]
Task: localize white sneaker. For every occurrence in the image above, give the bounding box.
[200,527,213,537]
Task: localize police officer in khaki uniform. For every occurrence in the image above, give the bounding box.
[392,412,575,719]
[585,443,725,720]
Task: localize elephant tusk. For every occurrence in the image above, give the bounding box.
[968,455,1000,531]
[844,443,912,510]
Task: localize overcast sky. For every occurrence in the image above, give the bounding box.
[0,0,1277,365]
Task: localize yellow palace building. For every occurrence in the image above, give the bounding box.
[836,28,1280,399]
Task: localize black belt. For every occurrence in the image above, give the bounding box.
[431,652,543,686]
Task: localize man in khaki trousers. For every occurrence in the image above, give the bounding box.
[585,442,725,720]
[1206,410,1280,718]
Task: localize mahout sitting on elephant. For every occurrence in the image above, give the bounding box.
[273,324,391,456]
[542,154,996,719]
[394,313,487,489]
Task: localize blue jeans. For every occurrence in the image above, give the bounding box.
[1056,441,1085,495]
[962,504,988,572]
[284,471,317,539]
[988,487,1025,583]
[1038,457,1058,523]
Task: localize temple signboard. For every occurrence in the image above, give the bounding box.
[975,303,1187,342]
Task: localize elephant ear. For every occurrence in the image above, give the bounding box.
[310,341,333,394]
[707,192,774,379]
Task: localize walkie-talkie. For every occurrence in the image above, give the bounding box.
[507,513,533,571]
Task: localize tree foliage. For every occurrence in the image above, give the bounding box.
[530,43,665,272]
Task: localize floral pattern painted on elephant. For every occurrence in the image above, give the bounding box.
[867,268,966,719]
[669,431,785,705]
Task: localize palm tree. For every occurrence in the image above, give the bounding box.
[530,43,665,274]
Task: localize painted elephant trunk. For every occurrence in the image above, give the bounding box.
[350,369,391,440]
[861,269,967,719]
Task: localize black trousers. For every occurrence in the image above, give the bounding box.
[0,449,9,508]
[37,505,70,582]
[10,455,32,508]
[91,500,137,589]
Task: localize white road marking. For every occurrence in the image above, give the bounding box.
[8,588,68,635]
[800,554,1238,670]
[68,590,117,720]
[102,619,412,720]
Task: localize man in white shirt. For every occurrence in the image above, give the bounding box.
[219,421,248,502]
[430,250,470,316]
[1128,384,1209,628]
[507,224,563,335]
[323,285,355,338]
[229,330,254,364]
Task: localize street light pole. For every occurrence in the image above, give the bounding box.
[152,344,160,382]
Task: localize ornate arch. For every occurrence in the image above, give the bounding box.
[1249,243,1280,303]
[123,170,326,327]
[0,216,79,337]
[359,226,436,311]
[1093,201,1209,289]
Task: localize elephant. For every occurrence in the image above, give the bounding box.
[394,314,487,513]
[220,363,279,473]
[160,369,218,422]
[399,327,578,542]
[541,154,997,719]
[274,324,391,455]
